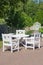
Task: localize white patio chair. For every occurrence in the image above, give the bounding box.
[24,32,40,50]
[24,37,35,50]
[11,35,19,52]
[16,30,25,44]
[2,34,19,53]
[34,32,40,49]
[16,30,25,35]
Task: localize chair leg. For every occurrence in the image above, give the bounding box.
[18,45,19,52]
[33,47,35,50]
[11,46,13,53]
[38,43,40,49]
[25,45,27,49]
[3,45,4,52]
[33,44,35,50]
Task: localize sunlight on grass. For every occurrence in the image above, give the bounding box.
[0,40,2,48]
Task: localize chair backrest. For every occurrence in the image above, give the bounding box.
[11,35,19,44]
[2,34,11,44]
[16,30,25,35]
[34,32,40,42]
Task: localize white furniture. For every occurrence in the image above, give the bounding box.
[24,37,35,50]
[2,34,19,53]
[11,35,19,52]
[24,32,40,50]
[12,34,29,46]
[16,30,25,35]
[34,32,40,49]
[16,30,29,39]
[42,34,43,37]
[16,30,25,44]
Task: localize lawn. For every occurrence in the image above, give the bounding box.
[0,40,2,48]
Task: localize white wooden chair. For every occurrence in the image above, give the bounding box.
[16,30,25,35]
[11,35,19,52]
[16,30,25,45]
[34,32,40,49]
[24,32,40,50]
[2,34,19,53]
[24,37,35,50]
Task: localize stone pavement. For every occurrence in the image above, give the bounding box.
[0,38,43,65]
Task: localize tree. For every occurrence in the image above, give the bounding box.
[5,1,24,29]
[0,0,43,29]
[23,0,39,20]
[21,12,33,27]
[34,3,43,26]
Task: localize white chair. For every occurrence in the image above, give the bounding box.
[16,30,25,35]
[24,37,35,50]
[24,32,40,50]
[34,32,40,49]
[2,34,19,53]
[11,35,19,52]
[42,34,43,38]
[16,30,25,44]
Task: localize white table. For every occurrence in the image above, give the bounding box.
[11,34,29,47]
[12,34,29,39]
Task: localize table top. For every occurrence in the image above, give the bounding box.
[11,34,29,39]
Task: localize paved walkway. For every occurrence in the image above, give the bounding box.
[0,39,43,65]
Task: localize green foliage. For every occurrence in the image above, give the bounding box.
[34,3,43,25]
[5,11,25,29]
[34,10,43,26]
[21,12,33,27]
[25,30,34,35]
[0,18,5,24]
[24,1,39,19]
[0,0,43,29]
[39,28,43,34]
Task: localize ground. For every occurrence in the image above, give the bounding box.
[0,38,43,65]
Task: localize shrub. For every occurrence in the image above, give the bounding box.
[39,28,43,34]
[25,30,34,35]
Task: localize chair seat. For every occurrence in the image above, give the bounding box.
[4,43,11,46]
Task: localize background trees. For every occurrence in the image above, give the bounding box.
[34,3,43,26]
[0,0,43,29]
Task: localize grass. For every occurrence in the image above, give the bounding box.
[0,40,2,48]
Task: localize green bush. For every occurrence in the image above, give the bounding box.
[39,28,43,34]
[21,12,33,27]
[25,30,34,35]
[0,18,5,24]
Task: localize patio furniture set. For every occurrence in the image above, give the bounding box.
[2,30,40,53]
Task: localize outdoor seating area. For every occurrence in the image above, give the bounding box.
[0,0,43,65]
[0,36,43,65]
[2,30,41,53]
